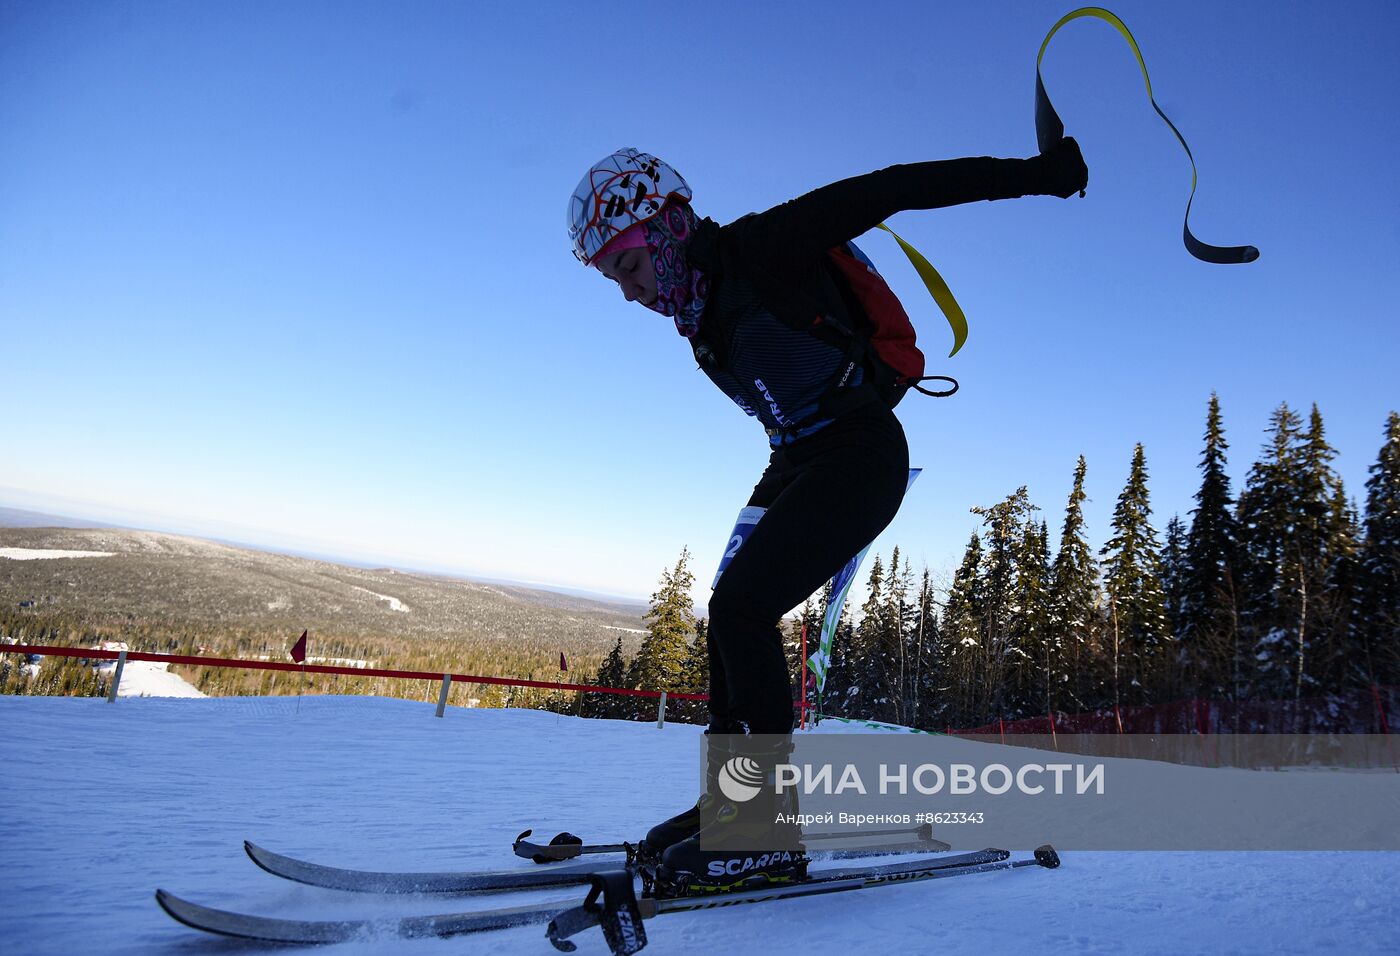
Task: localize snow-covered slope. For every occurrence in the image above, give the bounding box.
[107,659,207,698]
[0,696,1396,955]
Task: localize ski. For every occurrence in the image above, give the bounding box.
[514,822,950,863]
[156,846,1041,946]
[549,846,1060,954]
[247,826,952,895]
[244,841,607,894]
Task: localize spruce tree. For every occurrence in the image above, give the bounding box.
[1183,393,1240,699]
[1099,444,1171,706]
[1356,412,1400,689]
[627,549,697,718]
[1237,404,1304,700]
[1238,405,1353,703]
[1297,406,1363,701]
[879,547,917,724]
[851,554,887,720]
[1049,457,1101,712]
[970,488,1035,720]
[1014,518,1052,721]
[1161,514,1189,697]
[1317,488,1363,699]
[938,533,984,727]
[910,567,941,730]
[677,619,711,725]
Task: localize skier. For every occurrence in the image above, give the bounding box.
[567,142,1087,891]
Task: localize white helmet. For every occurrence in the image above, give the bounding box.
[567,148,692,265]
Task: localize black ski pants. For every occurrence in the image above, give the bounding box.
[707,402,910,735]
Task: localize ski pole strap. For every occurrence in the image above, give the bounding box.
[875,222,969,358]
[1036,6,1260,264]
[545,869,647,955]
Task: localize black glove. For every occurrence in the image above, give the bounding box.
[1037,135,1088,198]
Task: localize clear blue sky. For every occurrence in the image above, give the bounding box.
[3,0,1398,604]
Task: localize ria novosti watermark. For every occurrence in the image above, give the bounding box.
[701,734,1400,851]
[720,755,1105,801]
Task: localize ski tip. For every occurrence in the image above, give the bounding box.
[154,889,198,928]
[244,841,287,876]
[154,889,179,923]
[515,829,533,843]
[1034,845,1061,869]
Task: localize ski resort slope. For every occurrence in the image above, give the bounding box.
[1,695,1396,956]
[111,659,208,698]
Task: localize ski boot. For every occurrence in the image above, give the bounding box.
[655,735,808,896]
[637,720,741,863]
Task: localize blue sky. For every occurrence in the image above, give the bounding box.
[3,0,1398,604]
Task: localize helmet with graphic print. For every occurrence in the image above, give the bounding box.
[567,148,692,265]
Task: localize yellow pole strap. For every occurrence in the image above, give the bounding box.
[1036,6,1259,264]
[876,222,969,358]
[879,7,1257,362]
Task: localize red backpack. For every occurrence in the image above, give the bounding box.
[825,228,962,403]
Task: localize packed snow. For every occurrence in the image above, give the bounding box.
[105,659,207,699]
[352,586,410,613]
[1,696,1397,955]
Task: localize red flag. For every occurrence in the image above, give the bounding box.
[290,630,307,664]
[559,651,568,672]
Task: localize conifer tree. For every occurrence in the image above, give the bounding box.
[1162,516,1188,627]
[820,602,858,719]
[909,567,940,729]
[1237,403,1303,699]
[879,547,916,724]
[1356,412,1400,689]
[1238,405,1353,702]
[851,554,887,720]
[676,618,711,724]
[937,533,984,726]
[970,488,1034,720]
[1316,488,1362,698]
[627,549,697,718]
[1049,457,1100,712]
[1100,444,1171,706]
[1013,518,1052,720]
[597,635,628,686]
[1160,514,1189,698]
[1292,405,1354,699]
[1181,394,1240,699]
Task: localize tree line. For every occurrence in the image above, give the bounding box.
[6,398,1396,732]
[574,400,1399,731]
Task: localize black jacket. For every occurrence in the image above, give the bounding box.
[684,154,1072,444]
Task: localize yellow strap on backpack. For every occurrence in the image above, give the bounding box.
[876,222,968,358]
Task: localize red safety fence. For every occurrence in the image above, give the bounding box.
[0,643,709,702]
[948,684,1398,736]
[12,643,1391,736]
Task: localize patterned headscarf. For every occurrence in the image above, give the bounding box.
[642,201,709,338]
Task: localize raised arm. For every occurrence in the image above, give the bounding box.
[728,139,1086,275]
